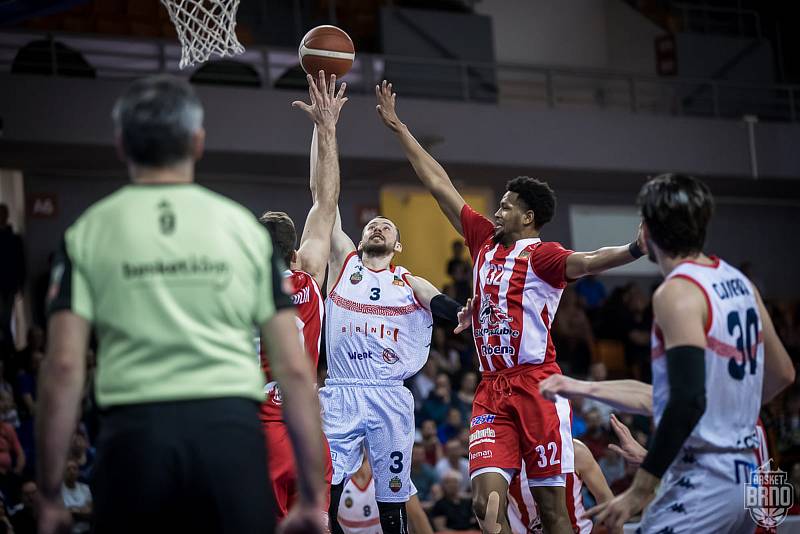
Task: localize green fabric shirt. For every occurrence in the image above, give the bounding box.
[48,183,290,408]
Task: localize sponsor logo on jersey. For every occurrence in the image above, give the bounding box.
[481,345,516,356]
[518,249,531,259]
[473,326,520,338]
[469,428,496,448]
[745,460,794,528]
[382,348,399,364]
[347,351,374,361]
[392,275,405,287]
[389,476,403,493]
[469,450,493,461]
[478,294,513,326]
[292,286,311,305]
[470,414,496,428]
[340,322,401,343]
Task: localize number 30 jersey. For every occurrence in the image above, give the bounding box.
[325,252,433,382]
[651,257,764,452]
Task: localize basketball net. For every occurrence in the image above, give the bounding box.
[160,0,245,69]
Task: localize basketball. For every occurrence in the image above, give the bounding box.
[298,25,355,77]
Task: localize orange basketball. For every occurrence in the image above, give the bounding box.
[299,25,355,77]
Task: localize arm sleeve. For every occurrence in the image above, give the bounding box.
[430,294,462,325]
[640,345,707,478]
[530,241,574,289]
[254,231,294,325]
[459,204,495,261]
[47,237,94,322]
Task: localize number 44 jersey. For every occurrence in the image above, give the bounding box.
[651,257,765,451]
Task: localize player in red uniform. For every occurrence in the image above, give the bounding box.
[258,72,348,526]
[376,80,644,533]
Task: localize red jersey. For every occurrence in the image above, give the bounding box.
[461,204,573,372]
[259,270,324,423]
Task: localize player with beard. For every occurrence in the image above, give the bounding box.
[376,80,644,534]
[322,208,435,534]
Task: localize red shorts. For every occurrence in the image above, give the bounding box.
[468,363,574,480]
[264,420,333,520]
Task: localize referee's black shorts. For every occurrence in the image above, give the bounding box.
[91,397,276,534]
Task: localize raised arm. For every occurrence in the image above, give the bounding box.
[292,72,348,288]
[326,208,356,294]
[564,225,645,280]
[539,375,653,416]
[376,80,466,234]
[755,289,796,404]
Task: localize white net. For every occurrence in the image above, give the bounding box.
[160,0,245,69]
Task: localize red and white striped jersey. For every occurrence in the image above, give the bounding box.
[461,205,573,373]
[651,257,764,451]
[508,463,590,534]
[259,269,324,423]
[338,476,382,534]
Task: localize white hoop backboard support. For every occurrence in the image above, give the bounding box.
[159,0,245,69]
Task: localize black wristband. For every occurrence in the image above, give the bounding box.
[430,294,462,325]
[629,241,644,259]
[640,345,706,479]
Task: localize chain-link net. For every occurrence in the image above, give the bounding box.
[160,0,245,69]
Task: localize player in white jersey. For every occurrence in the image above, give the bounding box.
[578,174,795,533]
[322,205,434,533]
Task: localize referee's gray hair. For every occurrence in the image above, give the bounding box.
[112,74,204,167]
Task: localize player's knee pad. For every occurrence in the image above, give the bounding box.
[376,501,408,534]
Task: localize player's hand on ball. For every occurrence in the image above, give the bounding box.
[375,80,404,132]
[279,502,327,534]
[538,373,584,401]
[607,414,647,466]
[454,298,476,334]
[292,71,348,129]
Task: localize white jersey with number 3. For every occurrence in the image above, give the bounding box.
[325,252,433,381]
[651,257,764,451]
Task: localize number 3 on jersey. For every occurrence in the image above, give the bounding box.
[370,287,381,301]
[727,307,759,380]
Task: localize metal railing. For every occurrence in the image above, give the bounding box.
[1,29,798,122]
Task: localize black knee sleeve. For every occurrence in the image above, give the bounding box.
[377,501,408,534]
[329,482,345,534]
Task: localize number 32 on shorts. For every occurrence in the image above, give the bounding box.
[535,442,561,468]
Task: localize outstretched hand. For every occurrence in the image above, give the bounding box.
[454,298,476,334]
[375,80,404,132]
[607,414,647,466]
[292,71,348,129]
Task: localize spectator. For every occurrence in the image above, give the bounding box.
[574,275,607,311]
[435,440,470,494]
[551,288,594,376]
[410,442,439,505]
[411,359,439,412]
[443,262,471,306]
[430,470,477,532]
[582,363,614,422]
[445,241,469,282]
[429,328,460,376]
[0,416,25,506]
[8,480,36,534]
[61,459,91,534]
[0,363,11,399]
[570,397,587,439]
[456,372,477,406]
[0,204,25,358]
[598,448,625,488]
[420,419,443,465]
[580,408,609,461]
[609,461,638,495]
[421,373,462,426]
[437,408,464,444]
[0,393,19,430]
[69,432,95,484]
[620,285,652,382]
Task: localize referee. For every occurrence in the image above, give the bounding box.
[36,75,326,534]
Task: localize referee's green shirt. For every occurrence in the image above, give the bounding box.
[48,183,291,408]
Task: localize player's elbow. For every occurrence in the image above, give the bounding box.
[779,361,796,391]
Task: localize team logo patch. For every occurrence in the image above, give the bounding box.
[470,414,496,428]
[478,294,513,326]
[518,249,531,259]
[382,348,399,364]
[350,272,363,284]
[344,497,353,508]
[392,275,405,287]
[745,460,794,529]
[389,476,402,493]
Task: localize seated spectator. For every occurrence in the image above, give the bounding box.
[0,393,19,429]
[620,285,652,382]
[411,359,439,412]
[598,448,625,488]
[435,439,470,495]
[438,408,464,445]
[580,408,609,461]
[421,373,467,426]
[582,363,614,422]
[456,372,477,407]
[574,275,606,311]
[429,328,460,376]
[0,416,24,505]
[443,262,471,306]
[420,419,443,466]
[431,470,477,532]
[610,461,638,495]
[551,288,594,376]
[570,397,587,439]
[411,442,439,505]
[61,459,92,534]
[70,431,96,484]
[8,480,36,534]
